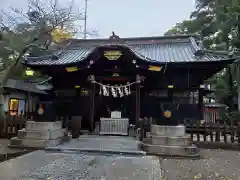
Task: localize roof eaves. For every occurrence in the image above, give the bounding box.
[202,50,237,62]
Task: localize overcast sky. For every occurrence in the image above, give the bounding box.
[2,0,195,38]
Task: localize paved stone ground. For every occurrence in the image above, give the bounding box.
[0,136,161,179]
[0,151,161,180]
[0,139,25,154]
[47,135,145,155]
[0,139,30,162]
[160,149,240,180]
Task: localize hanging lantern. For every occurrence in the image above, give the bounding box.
[148,65,162,71]
[112,73,119,77]
[25,68,35,76]
[37,104,44,115]
[163,110,171,118]
[66,66,78,72]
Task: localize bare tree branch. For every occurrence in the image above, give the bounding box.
[0,0,98,69]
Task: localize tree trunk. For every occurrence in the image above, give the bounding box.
[238,92,240,111]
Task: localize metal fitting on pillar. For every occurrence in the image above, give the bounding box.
[88,75,95,83]
[136,74,141,83]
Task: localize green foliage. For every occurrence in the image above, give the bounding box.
[229,111,240,124]
[165,0,240,111]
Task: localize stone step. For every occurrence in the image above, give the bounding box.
[141,143,200,158]
[10,136,65,148]
[18,128,66,140]
[143,135,190,146]
[9,137,22,146]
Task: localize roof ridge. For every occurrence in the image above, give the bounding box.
[67,34,199,42]
[202,49,230,56]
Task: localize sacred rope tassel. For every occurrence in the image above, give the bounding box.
[111,86,117,97]
[128,84,131,94]
[107,84,110,96]
[124,85,129,96]
[99,86,102,95]
[102,85,108,96]
[117,85,124,97]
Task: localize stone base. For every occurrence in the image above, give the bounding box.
[26,121,62,131]
[10,137,63,147]
[141,143,200,157]
[9,121,68,148]
[143,135,190,146]
[142,125,200,158]
[151,125,185,136]
[18,128,66,140]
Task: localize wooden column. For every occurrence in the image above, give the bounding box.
[199,87,204,120]
[136,75,143,140]
[89,75,96,133]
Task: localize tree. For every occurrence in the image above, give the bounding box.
[165,0,240,111]
[0,0,97,80]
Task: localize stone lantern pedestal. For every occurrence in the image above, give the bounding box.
[9,121,70,148]
[141,125,200,158]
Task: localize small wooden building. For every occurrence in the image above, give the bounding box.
[2,78,49,116]
[22,34,236,132]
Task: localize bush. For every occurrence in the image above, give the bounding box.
[229,111,240,125]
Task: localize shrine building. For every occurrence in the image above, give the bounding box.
[22,33,237,134]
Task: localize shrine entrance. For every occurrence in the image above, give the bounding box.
[88,75,141,135]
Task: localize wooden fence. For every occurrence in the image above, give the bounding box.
[185,123,240,149]
[0,116,27,138]
[1,115,240,150]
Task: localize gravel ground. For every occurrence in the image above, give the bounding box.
[0,150,161,180]
[160,149,240,180]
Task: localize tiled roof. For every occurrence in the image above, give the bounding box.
[204,104,226,108]
[23,35,233,66]
[4,79,48,94]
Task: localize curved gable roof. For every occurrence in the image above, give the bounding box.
[22,35,233,66]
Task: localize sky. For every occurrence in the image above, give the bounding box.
[2,0,195,38]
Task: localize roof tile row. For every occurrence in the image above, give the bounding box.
[23,36,231,66]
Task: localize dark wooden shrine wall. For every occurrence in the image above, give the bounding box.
[53,90,201,126]
[140,96,200,126]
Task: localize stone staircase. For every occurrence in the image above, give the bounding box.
[140,125,200,158]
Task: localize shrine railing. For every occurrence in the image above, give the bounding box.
[0,115,28,138]
[139,118,240,149]
[185,123,240,149]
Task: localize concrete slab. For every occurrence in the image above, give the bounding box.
[46,135,146,155]
[0,151,162,180]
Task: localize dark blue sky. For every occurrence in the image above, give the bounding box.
[2,0,195,38]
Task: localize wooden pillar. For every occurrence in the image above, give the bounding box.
[199,87,204,120]
[89,75,95,133]
[136,75,143,140]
